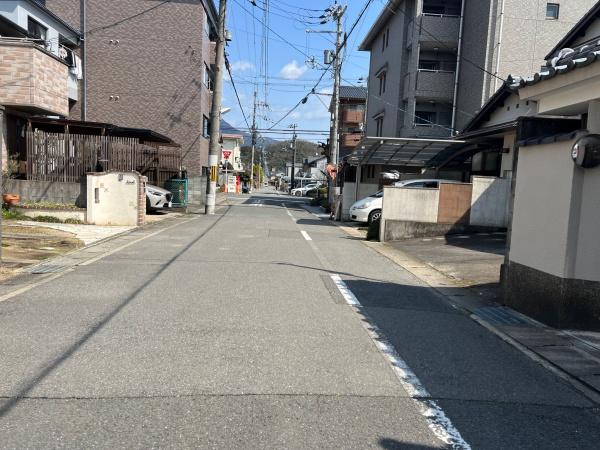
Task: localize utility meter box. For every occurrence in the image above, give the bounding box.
[86,172,146,226]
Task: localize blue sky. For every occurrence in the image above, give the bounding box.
[222,0,382,144]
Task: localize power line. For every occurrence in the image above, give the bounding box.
[266,0,377,130]
[225,56,251,129]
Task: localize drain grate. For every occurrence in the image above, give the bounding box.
[24,259,75,274]
[474,306,531,326]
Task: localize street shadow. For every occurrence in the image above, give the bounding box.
[0,207,231,419]
[440,232,507,257]
[379,439,442,449]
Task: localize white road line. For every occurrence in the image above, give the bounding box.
[330,274,471,450]
[300,230,312,241]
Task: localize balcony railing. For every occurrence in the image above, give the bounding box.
[341,133,363,148]
[415,70,455,101]
[0,40,70,115]
[418,14,460,48]
[341,109,364,124]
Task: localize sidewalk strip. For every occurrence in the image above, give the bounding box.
[300,230,312,241]
[330,274,471,450]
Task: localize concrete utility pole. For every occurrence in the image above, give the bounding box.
[290,124,298,193]
[250,90,257,192]
[327,2,346,209]
[205,0,227,215]
[0,106,4,263]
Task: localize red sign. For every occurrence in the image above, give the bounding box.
[222,150,232,160]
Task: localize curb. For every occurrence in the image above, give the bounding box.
[323,218,600,406]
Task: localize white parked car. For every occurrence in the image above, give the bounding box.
[349,179,462,224]
[146,184,173,211]
[291,182,320,197]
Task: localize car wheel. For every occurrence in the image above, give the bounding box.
[368,209,382,223]
[295,191,301,196]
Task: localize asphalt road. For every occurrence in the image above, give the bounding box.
[0,188,598,449]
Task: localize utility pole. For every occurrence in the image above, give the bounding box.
[326,2,346,212]
[205,0,227,214]
[290,124,298,193]
[249,90,257,192]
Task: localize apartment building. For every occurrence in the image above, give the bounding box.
[0,0,81,169]
[45,0,218,186]
[336,86,367,160]
[359,0,596,140]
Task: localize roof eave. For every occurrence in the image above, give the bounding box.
[24,0,81,40]
[544,1,600,60]
[358,1,398,51]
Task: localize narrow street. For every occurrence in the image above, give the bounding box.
[0,189,598,449]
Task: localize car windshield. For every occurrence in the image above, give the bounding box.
[369,190,383,198]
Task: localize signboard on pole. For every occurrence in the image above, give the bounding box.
[222,150,232,160]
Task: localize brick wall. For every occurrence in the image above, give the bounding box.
[0,43,69,116]
[138,174,147,227]
[46,0,216,177]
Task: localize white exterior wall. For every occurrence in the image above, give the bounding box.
[470,176,510,227]
[574,164,600,282]
[500,133,516,176]
[86,172,141,226]
[382,186,439,223]
[0,1,78,54]
[510,140,578,278]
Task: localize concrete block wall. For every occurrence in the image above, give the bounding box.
[3,179,84,205]
[0,43,69,115]
[86,172,142,226]
[470,176,510,227]
[382,186,440,223]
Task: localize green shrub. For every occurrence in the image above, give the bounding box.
[21,201,79,210]
[366,217,380,241]
[2,208,28,220]
[30,215,62,223]
[64,218,84,224]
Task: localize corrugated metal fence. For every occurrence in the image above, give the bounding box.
[27,131,181,186]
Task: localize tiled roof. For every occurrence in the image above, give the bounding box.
[545,1,600,59]
[339,85,367,100]
[509,42,600,89]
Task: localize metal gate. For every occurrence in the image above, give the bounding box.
[164,179,188,207]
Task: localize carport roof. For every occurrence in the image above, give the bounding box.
[346,136,465,166]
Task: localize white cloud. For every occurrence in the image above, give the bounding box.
[279,60,308,80]
[231,60,255,72]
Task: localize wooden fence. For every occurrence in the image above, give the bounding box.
[26,131,181,186]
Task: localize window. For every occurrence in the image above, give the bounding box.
[204,64,214,90]
[382,28,390,52]
[546,3,559,20]
[27,17,47,41]
[415,111,435,125]
[202,116,210,138]
[378,71,387,95]
[375,117,384,137]
[204,9,211,36]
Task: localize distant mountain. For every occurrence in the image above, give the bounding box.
[220,119,279,147]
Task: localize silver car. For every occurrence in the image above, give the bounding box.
[146,184,173,211]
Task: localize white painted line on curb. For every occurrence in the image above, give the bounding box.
[330,274,471,450]
[80,217,199,266]
[300,230,312,241]
[330,274,360,306]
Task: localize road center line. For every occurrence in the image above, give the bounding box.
[330,274,471,450]
[300,230,312,241]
